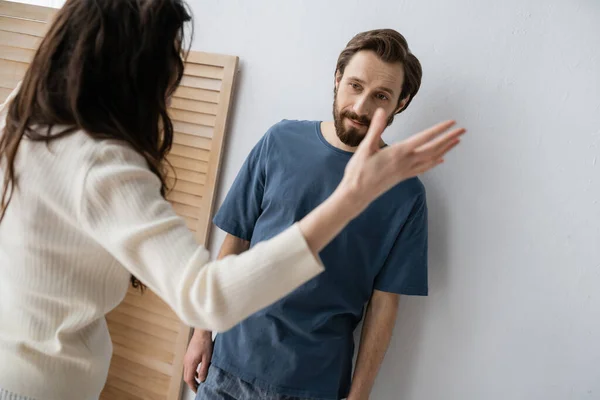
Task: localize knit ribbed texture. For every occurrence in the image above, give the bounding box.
[0,88,324,400]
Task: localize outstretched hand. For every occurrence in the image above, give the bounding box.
[340,108,465,210]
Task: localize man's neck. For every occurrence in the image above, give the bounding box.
[320,121,386,153]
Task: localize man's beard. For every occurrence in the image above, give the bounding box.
[332,92,395,147]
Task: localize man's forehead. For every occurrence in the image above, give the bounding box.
[344,51,405,90]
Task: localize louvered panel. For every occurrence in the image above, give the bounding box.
[0,3,239,399]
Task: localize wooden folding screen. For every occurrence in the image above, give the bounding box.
[0,2,239,398]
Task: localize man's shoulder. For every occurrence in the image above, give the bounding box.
[265,119,319,138]
[382,177,427,212]
[397,177,426,197]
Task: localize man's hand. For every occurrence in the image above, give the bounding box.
[182,234,249,392]
[183,330,213,393]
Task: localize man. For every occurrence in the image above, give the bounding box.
[185,29,427,400]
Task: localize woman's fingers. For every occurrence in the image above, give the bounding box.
[357,108,388,155]
[415,127,466,155]
[412,139,461,175]
[403,120,457,150]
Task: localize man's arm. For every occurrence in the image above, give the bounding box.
[347,290,400,400]
[183,233,250,392]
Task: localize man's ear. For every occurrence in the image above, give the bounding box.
[395,95,411,114]
[335,70,342,92]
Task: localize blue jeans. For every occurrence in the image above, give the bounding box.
[195,366,316,400]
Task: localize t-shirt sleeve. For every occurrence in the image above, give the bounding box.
[373,192,429,296]
[213,131,270,241]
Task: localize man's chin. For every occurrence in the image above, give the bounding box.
[338,131,366,147]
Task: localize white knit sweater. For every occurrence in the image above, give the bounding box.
[0,87,323,400]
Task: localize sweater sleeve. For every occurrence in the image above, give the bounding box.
[77,141,324,332]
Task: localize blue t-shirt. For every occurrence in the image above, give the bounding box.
[211,120,428,399]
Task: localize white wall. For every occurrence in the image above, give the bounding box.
[15,0,600,399]
[186,1,600,399]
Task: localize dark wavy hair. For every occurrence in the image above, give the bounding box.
[336,29,422,113]
[0,0,193,288]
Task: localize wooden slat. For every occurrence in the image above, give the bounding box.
[0,45,35,63]
[167,168,207,185]
[110,303,179,332]
[0,58,27,74]
[0,86,11,101]
[112,343,173,376]
[109,327,175,363]
[170,108,216,127]
[100,384,144,400]
[170,201,199,219]
[172,132,212,150]
[107,311,179,343]
[167,190,202,208]
[180,75,221,91]
[169,143,210,162]
[0,15,47,36]
[182,216,198,231]
[166,177,205,197]
[123,292,179,322]
[105,375,165,400]
[170,97,217,115]
[173,86,220,103]
[0,29,41,50]
[170,97,218,115]
[173,120,214,137]
[166,154,208,173]
[184,63,224,80]
[185,50,234,68]
[0,1,56,22]
[107,321,177,352]
[108,355,171,395]
[0,58,27,89]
